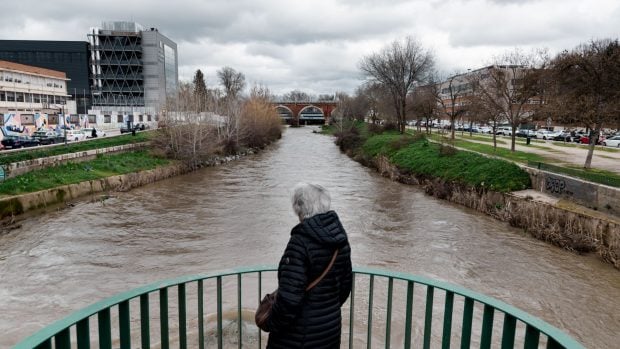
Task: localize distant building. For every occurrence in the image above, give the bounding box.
[0,60,70,119]
[88,21,178,116]
[0,40,91,113]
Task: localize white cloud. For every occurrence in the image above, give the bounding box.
[1,0,618,95]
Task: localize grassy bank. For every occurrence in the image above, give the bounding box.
[0,131,153,165]
[329,123,531,192]
[0,150,169,196]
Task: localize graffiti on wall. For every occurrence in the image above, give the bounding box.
[545,177,574,196]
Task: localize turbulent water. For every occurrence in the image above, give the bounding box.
[0,126,618,348]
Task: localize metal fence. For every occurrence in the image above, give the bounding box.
[528,161,620,188]
[13,266,583,349]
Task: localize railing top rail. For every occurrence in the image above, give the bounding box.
[353,267,584,348]
[13,265,584,349]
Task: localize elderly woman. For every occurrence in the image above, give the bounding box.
[265,183,353,349]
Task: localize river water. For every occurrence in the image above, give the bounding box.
[0,126,618,348]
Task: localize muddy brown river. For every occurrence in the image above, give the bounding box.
[0,126,618,348]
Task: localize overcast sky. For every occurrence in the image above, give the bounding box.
[2,0,619,96]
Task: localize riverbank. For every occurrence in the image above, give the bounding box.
[327,124,619,269]
[0,148,256,223]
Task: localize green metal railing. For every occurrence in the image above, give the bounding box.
[13,266,584,349]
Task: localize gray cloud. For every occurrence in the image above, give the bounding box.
[1,0,618,95]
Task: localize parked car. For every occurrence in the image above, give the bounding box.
[32,130,65,145]
[602,135,620,147]
[134,123,149,131]
[516,129,536,138]
[552,132,573,142]
[535,130,560,140]
[577,134,602,145]
[496,127,513,136]
[65,130,86,142]
[1,135,40,149]
[82,128,106,138]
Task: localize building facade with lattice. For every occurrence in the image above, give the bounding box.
[88,21,178,116]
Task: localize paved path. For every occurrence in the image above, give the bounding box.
[455,134,620,173]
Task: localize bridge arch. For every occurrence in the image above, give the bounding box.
[276,105,293,121]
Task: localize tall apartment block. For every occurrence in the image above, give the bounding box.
[88,21,178,115]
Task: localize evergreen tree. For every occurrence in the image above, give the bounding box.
[193,69,208,112]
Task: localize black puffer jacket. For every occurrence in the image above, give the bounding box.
[266,211,353,349]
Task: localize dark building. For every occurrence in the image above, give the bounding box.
[0,40,91,113]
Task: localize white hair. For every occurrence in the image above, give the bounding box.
[291,183,331,220]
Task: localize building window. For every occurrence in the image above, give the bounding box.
[33,94,41,103]
[147,115,152,121]
[104,115,111,123]
[6,92,15,102]
[0,91,5,102]
[49,115,59,124]
[21,114,35,125]
[117,115,123,123]
[88,115,97,123]
[16,93,24,103]
[139,115,143,122]
[70,115,79,123]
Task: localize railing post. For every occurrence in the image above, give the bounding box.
[198,280,205,349]
[423,286,434,349]
[119,300,130,349]
[404,281,414,349]
[366,275,374,349]
[178,283,187,349]
[98,309,112,349]
[140,294,150,349]
[349,275,356,349]
[385,277,393,349]
[441,291,454,349]
[160,288,169,349]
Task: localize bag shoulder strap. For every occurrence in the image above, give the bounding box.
[306,249,339,291]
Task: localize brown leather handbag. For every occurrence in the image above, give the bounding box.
[255,249,339,331]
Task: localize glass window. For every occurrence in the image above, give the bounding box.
[139,115,143,122]
[6,92,15,102]
[49,115,59,124]
[16,93,24,102]
[88,115,96,123]
[147,115,152,121]
[104,115,111,123]
[117,115,123,123]
[0,91,5,102]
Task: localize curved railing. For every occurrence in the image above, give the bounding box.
[13,266,584,349]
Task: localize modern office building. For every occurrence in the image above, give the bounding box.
[0,40,91,114]
[88,21,178,116]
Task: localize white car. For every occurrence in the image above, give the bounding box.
[65,130,86,142]
[603,135,620,147]
[82,128,107,138]
[535,130,560,140]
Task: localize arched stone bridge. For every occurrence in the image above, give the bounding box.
[273,101,337,125]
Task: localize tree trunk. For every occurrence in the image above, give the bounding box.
[583,128,599,169]
[510,125,517,151]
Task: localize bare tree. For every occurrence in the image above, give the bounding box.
[283,90,311,103]
[435,72,469,139]
[469,49,549,151]
[359,36,435,133]
[409,85,437,134]
[467,76,504,148]
[156,82,219,169]
[217,66,246,99]
[545,39,620,168]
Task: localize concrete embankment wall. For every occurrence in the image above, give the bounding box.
[0,152,253,222]
[4,143,147,178]
[372,156,620,269]
[0,164,189,219]
[525,168,620,219]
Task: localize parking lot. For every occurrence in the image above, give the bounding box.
[454,132,620,173]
